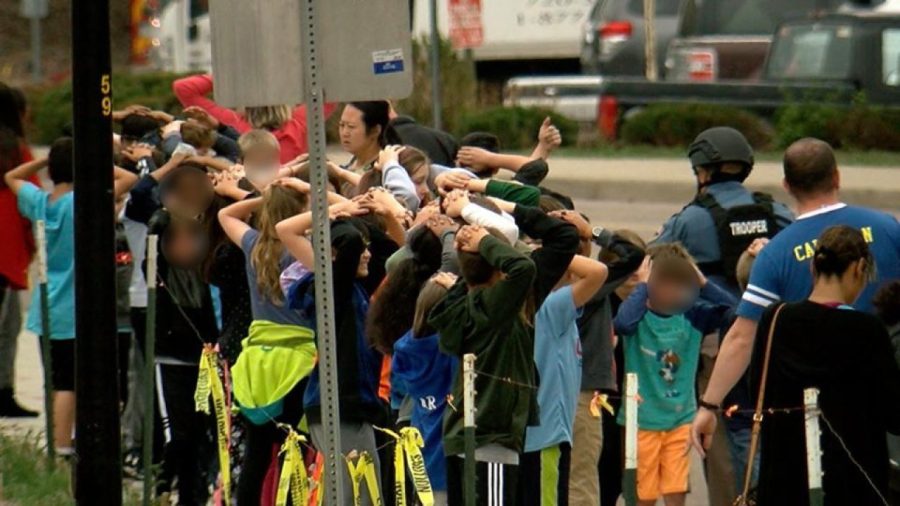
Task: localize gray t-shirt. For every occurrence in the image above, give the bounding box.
[240,228,308,326]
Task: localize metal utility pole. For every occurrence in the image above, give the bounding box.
[72,0,122,503]
[429,0,443,130]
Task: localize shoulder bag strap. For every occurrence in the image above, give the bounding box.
[736,303,785,505]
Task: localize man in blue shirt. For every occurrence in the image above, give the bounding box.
[691,138,900,455]
[655,127,793,294]
[4,137,76,455]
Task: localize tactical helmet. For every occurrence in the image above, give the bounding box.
[687,127,755,170]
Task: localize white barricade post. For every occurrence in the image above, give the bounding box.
[623,372,639,506]
[36,220,55,462]
[142,234,158,506]
[804,388,824,506]
[463,353,477,506]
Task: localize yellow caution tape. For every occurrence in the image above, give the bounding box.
[590,391,615,418]
[375,426,434,506]
[276,429,309,506]
[194,346,231,504]
[345,451,382,506]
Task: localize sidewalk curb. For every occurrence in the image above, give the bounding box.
[546,177,900,211]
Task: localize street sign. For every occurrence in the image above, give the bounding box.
[19,0,48,19]
[209,0,413,107]
[448,0,483,50]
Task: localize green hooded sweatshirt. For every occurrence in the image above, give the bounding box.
[429,235,537,455]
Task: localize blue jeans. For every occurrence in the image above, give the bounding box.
[725,425,760,493]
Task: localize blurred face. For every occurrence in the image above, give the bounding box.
[161,171,215,220]
[242,146,281,188]
[339,105,378,157]
[163,225,206,268]
[647,275,699,315]
[410,163,430,201]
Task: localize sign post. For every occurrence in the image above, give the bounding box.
[208,1,412,503]
[642,0,658,81]
[19,0,48,82]
[429,0,443,130]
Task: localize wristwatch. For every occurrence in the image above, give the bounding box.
[591,225,607,244]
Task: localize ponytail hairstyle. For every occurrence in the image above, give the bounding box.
[251,184,309,304]
[412,279,449,338]
[812,225,875,281]
[365,226,443,353]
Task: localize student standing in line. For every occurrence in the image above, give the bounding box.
[0,83,38,418]
[614,244,736,506]
[5,138,76,452]
[429,225,537,505]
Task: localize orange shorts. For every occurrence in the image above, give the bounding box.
[637,424,691,500]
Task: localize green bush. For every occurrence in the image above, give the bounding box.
[457,106,578,150]
[620,103,774,148]
[27,72,187,144]
[775,100,900,150]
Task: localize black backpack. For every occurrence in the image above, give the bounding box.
[693,192,784,285]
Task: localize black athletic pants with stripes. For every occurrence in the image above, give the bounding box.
[446,456,519,505]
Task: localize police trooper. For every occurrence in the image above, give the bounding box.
[655,127,794,293]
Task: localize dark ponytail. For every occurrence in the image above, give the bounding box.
[812,225,872,279]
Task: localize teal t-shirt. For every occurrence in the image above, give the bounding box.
[17,183,75,340]
[617,310,703,431]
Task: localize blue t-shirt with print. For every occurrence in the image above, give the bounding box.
[17,183,75,340]
[737,204,900,321]
[525,286,583,452]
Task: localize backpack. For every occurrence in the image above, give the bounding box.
[693,192,784,285]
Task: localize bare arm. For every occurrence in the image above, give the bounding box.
[275,210,317,271]
[113,166,139,199]
[690,316,758,456]
[217,197,262,246]
[567,255,609,308]
[703,316,758,405]
[4,157,48,195]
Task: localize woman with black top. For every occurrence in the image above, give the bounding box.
[752,225,900,505]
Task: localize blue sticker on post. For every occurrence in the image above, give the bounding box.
[372,48,405,75]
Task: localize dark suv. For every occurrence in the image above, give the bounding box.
[664,0,874,81]
[580,0,684,76]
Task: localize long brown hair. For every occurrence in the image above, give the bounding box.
[251,185,309,304]
[413,279,449,338]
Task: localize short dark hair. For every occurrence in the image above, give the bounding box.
[121,113,160,141]
[48,137,74,184]
[0,82,24,137]
[457,228,508,286]
[460,132,500,153]
[783,138,837,196]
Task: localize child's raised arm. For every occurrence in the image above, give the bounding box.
[567,255,609,309]
[217,197,262,246]
[3,157,47,195]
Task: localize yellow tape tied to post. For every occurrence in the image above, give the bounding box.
[590,391,615,418]
[194,346,231,504]
[276,429,309,506]
[345,451,382,506]
[375,426,435,506]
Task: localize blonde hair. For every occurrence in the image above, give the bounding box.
[244,105,292,131]
[412,279,449,338]
[251,185,309,304]
[646,242,699,287]
[238,129,280,158]
[735,250,755,290]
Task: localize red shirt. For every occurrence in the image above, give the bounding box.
[0,143,37,289]
[172,74,336,164]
